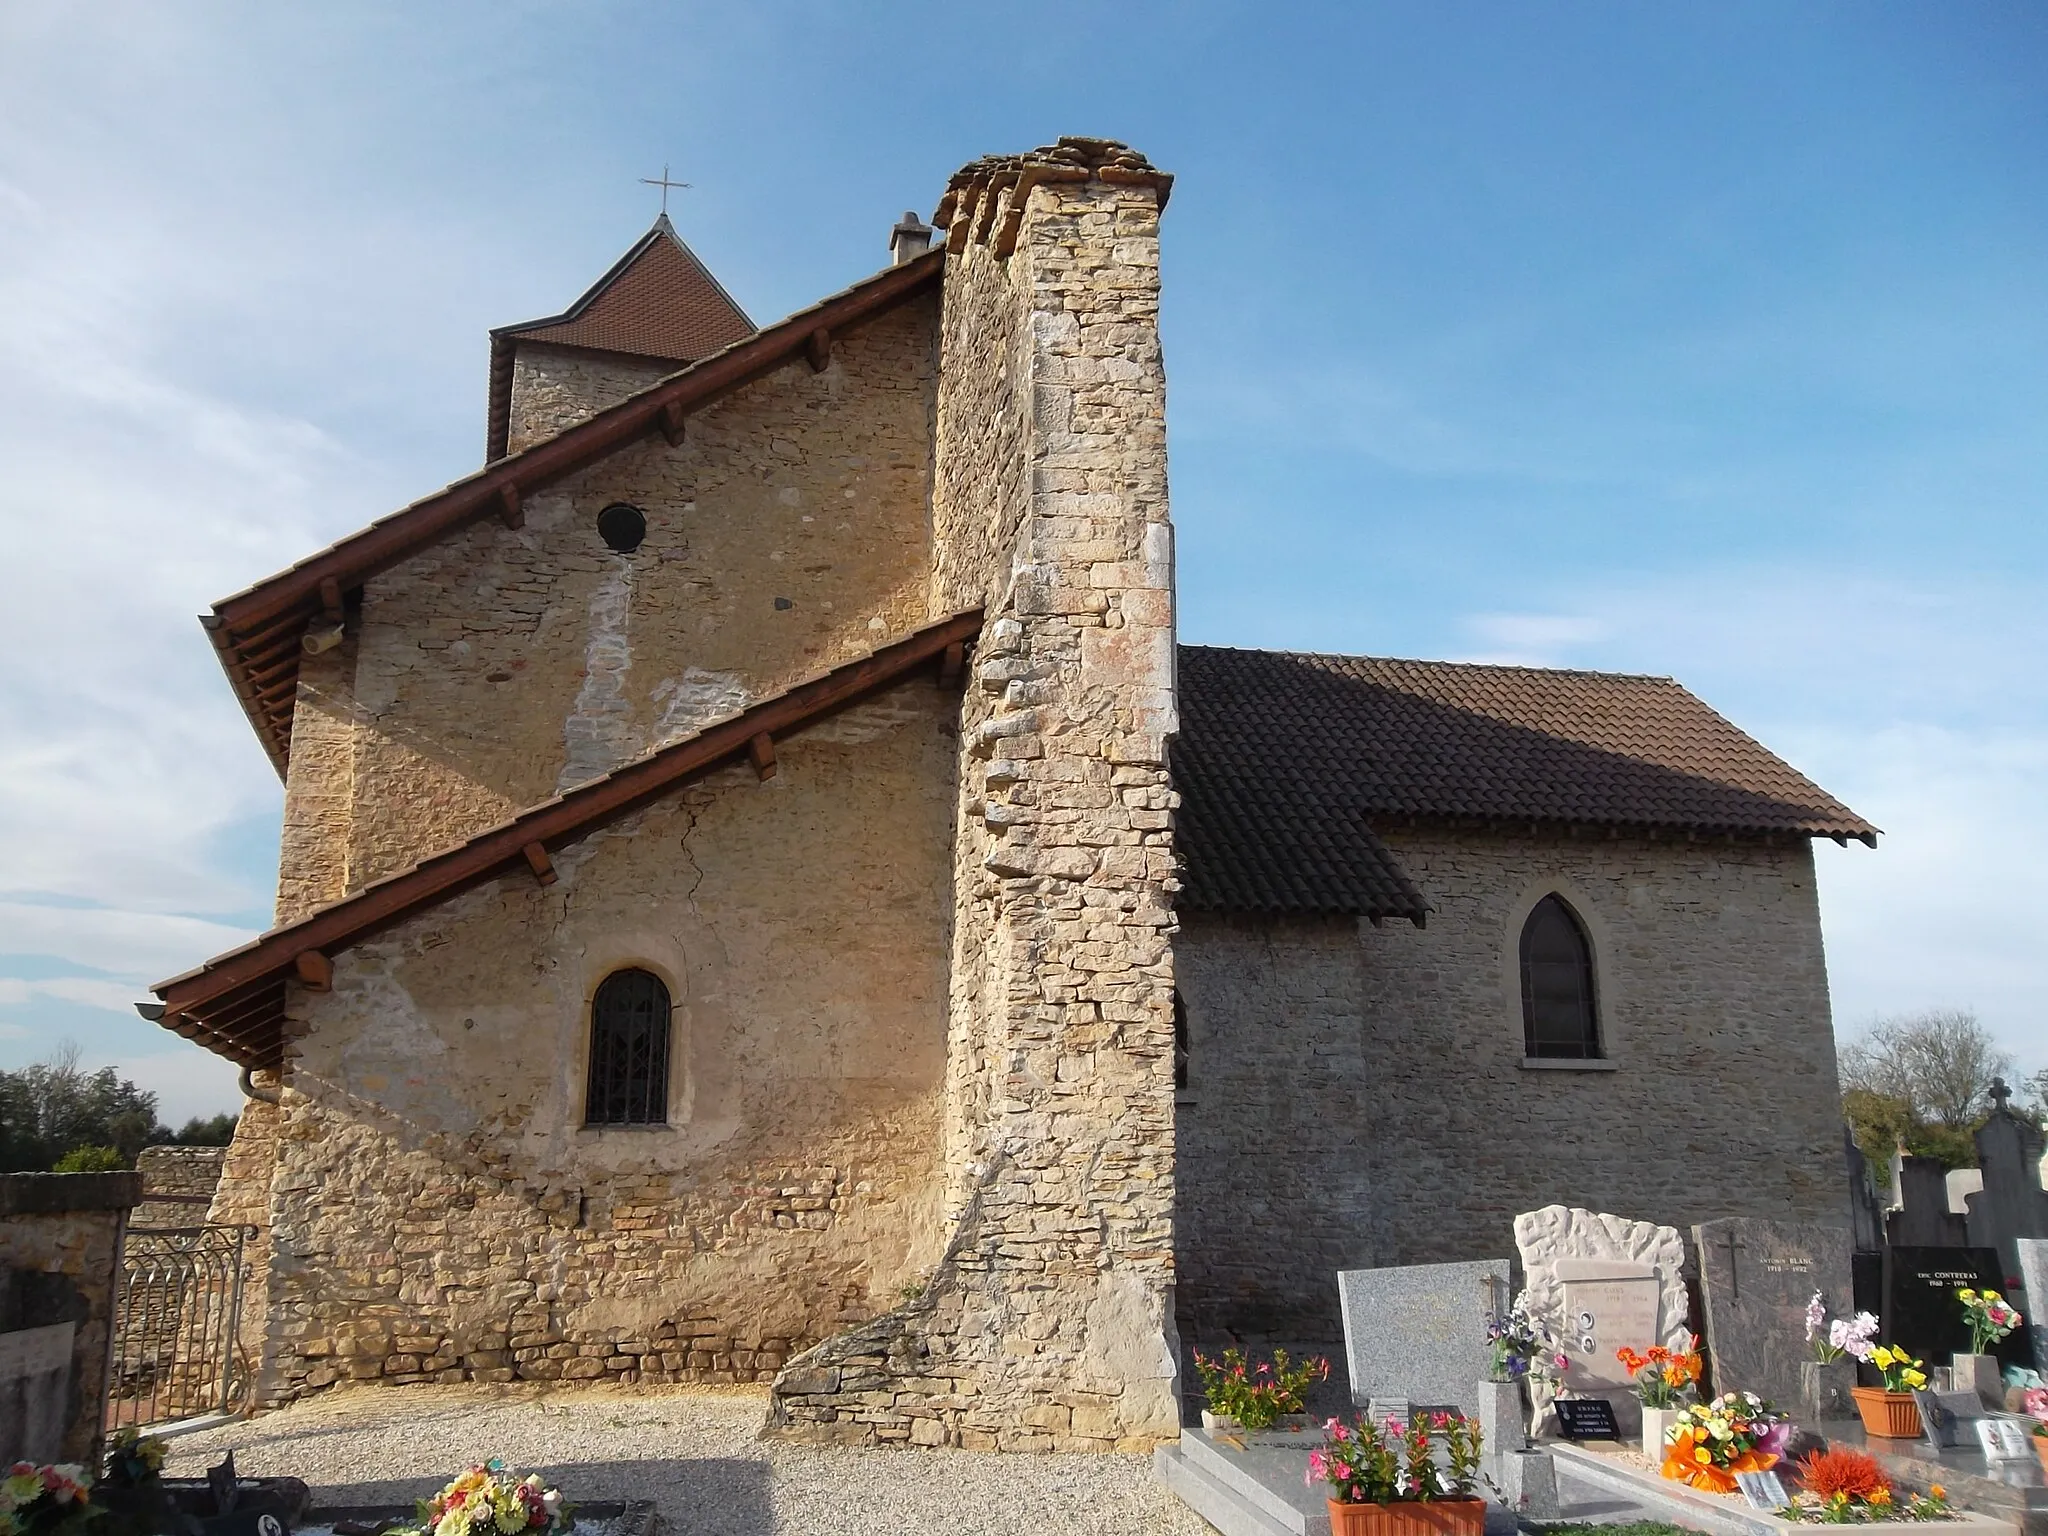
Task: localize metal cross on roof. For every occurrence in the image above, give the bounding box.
[639,163,691,215]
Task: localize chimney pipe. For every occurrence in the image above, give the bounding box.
[890,211,935,265]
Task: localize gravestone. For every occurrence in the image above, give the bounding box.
[2018,1238,2048,1373]
[1962,1080,2048,1291]
[1887,1154,1968,1248]
[0,1321,76,1463]
[1514,1205,1691,1436]
[1336,1257,1510,1419]
[1691,1217,1854,1419]
[1882,1245,2019,1371]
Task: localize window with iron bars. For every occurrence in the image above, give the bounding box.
[585,968,671,1125]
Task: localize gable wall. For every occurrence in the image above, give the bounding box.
[275,295,940,922]
[251,686,957,1403]
[1174,828,1845,1342]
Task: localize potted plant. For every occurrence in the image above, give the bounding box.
[1659,1391,1790,1494]
[1785,1446,1956,1524]
[1618,1334,1702,1458]
[1952,1287,2020,1407]
[1193,1347,1329,1435]
[1848,1339,1929,1438]
[1800,1293,1862,1424]
[1309,1411,1486,1536]
[1482,1290,1559,1453]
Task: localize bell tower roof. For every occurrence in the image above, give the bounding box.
[486,215,755,460]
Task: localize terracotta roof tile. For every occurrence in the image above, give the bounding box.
[1173,645,1876,917]
[499,215,754,363]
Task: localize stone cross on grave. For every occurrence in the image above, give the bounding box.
[1989,1077,2012,1110]
[1714,1231,1746,1300]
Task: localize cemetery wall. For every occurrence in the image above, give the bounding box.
[251,687,956,1404]
[767,140,1183,1452]
[1176,827,1843,1339]
[268,296,941,923]
[132,1144,226,1228]
[0,1172,142,1461]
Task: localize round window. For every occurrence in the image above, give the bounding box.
[596,503,647,554]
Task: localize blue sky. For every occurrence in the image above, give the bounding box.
[0,2,2042,1121]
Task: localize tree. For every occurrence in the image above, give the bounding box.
[0,1042,171,1172]
[1837,1009,2014,1177]
[172,1113,239,1146]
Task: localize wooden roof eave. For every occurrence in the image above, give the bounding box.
[207,248,946,779]
[152,609,982,1057]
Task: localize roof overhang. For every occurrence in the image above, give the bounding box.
[206,248,944,779]
[155,609,981,1069]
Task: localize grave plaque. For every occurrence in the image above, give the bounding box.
[1553,1398,1622,1441]
[1556,1258,1662,1394]
[1337,1258,1510,1419]
[1974,1418,2035,1461]
[1692,1218,1854,1419]
[1735,1471,1791,1512]
[0,1322,76,1465]
[1911,1388,1984,1451]
[1882,1246,2007,1367]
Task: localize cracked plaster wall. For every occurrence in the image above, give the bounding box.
[251,687,955,1403]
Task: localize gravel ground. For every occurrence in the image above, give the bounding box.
[163,1385,1214,1536]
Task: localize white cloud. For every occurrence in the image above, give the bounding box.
[0,976,146,1014]
[0,904,258,984]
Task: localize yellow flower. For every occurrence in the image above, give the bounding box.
[1957,1289,1977,1301]
[1902,1368,1927,1388]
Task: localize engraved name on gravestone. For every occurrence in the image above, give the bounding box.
[1883,1246,2009,1368]
[1556,1259,1662,1393]
[1693,1218,1854,1419]
[0,1322,75,1465]
[1337,1258,1510,1420]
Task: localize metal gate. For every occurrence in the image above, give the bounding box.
[107,1212,255,1432]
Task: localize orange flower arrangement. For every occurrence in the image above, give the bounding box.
[1617,1337,1703,1408]
[1659,1392,1790,1494]
[1664,1427,1777,1494]
[1796,1446,1891,1502]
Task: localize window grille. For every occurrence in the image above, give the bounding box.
[1520,894,1602,1058]
[585,968,671,1124]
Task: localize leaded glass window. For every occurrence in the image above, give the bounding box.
[585,968,671,1125]
[1520,895,1601,1059]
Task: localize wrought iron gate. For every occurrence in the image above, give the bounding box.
[107,1213,255,1431]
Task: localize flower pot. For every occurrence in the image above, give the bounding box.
[1951,1352,2001,1408]
[1325,1499,1487,1536]
[1201,1410,1313,1438]
[1479,1379,1527,1453]
[1640,1405,1677,1459]
[2035,1434,2048,1477]
[1850,1385,1922,1439]
[1799,1359,1855,1424]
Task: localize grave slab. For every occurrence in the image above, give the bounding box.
[1336,1258,1510,1419]
[2017,1238,2048,1374]
[1692,1218,1854,1420]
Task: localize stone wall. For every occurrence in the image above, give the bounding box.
[768,138,1183,1451]
[268,294,941,921]
[251,686,955,1403]
[507,344,680,456]
[132,1144,226,1228]
[1175,826,1845,1341]
[0,1172,142,1463]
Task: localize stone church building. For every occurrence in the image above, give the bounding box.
[151,139,1875,1451]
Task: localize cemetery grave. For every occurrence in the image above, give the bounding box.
[1160,1202,2046,1536]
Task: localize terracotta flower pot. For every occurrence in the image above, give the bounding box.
[1850,1385,1922,1438]
[1325,1499,1487,1536]
[2035,1433,2048,1477]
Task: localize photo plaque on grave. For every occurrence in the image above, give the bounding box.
[1974,1418,2036,1462]
[1736,1471,1791,1512]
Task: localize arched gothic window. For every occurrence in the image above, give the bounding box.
[585,968,671,1125]
[1173,992,1190,1092]
[1519,895,1601,1059]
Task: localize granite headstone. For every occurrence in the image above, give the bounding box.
[1514,1205,1691,1436]
[0,1322,75,1464]
[2018,1237,2048,1373]
[1337,1257,1510,1419]
[1692,1217,1854,1419]
[1882,1246,2017,1370]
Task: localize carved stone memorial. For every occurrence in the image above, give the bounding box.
[1692,1217,1854,1422]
